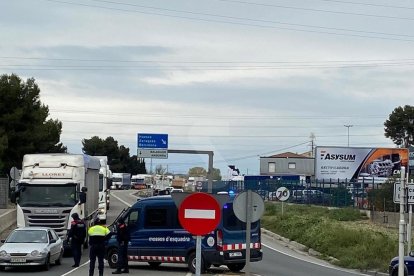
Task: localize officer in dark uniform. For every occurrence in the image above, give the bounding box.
[67,213,86,267]
[112,217,130,274]
[88,217,111,276]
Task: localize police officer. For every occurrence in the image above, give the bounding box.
[88,218,111,276]
[67,213,86,267]
[112,217,130,274]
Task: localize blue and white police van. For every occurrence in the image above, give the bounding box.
[105,195,262,273]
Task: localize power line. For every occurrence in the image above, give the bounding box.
[4,56,414,65]
[59,119,382,129]
[41,0,414,42]
[4,61,414,70]
[216,0,414,20]
[89,0,414,38]
[317,0,414,10]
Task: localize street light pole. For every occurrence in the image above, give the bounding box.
[344,125,353,147]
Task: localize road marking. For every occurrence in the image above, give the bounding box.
[60,260,90,276]
[185,209,215,219]
[262,243,370,276]
[111,192,133,207]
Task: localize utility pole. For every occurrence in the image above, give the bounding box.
[399,167,407,276]
[344,125,353,147]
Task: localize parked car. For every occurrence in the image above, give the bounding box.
[302,189,332,205]
[289,189,305,203]
[0,227,64,271]
[389,251,414,275]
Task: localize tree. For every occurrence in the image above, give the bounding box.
[384,105,414,147]
[211,168,222,181]
[188,167,207,177]
[155,164,167,175]
[82,136,146,174]
[188,166,222,180]
[0,74,66,174]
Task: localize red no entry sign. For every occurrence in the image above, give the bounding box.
[178,192,221,236]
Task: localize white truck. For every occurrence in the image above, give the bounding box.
[94,156,111,223]
[111,172,131,190]
[11,153,100,248]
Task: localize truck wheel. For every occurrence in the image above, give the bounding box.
[148,262,161,268]
[188,252,206,274]
[107,248,119,269]
[227,263,245,272]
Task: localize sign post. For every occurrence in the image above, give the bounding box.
[233,191,264,276]
[177,193,221,276]
[276,187,290,216]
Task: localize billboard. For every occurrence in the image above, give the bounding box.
[315,146,409,181]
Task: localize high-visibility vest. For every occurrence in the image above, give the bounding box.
[88,225,110,236]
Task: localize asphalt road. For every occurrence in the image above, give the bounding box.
[1,190,371,276]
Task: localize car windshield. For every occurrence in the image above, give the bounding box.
[7,230,48,243]
[18,183,78,207]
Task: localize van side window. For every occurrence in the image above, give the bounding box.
[128,210,139,226]
[144,208,168,228]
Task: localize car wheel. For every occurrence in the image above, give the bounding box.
[148,262,161,268]
[392,268,407,276]
[187,252,206,274]
[43,255,50,271]
[227,263,245,272]
[107,247,118,269]
[55,249,63,265]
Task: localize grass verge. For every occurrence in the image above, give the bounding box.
[262,202,397,272]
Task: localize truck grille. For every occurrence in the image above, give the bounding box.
[23,209,71,238]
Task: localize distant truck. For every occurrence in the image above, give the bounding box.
[131,174,153,189]
[11,153,100,248]
[111,173,131,190]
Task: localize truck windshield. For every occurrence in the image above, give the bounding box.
[18,184,78,207]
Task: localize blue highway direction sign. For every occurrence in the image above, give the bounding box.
[137,133,168,149]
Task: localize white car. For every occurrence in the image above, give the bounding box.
[0,227,64,271]
[171,188,184,193]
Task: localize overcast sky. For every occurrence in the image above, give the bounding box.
[1,0,413,176]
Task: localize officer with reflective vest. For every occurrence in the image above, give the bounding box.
[88,217,111,276]
[67,213,86,267]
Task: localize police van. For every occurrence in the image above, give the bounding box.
[105,195,262,273]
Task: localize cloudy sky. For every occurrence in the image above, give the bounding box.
[1,0,413,176]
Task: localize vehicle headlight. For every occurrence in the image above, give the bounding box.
[0,250,8,257]
[31,249,47,257]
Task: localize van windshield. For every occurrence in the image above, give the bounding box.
[222,203,258,231]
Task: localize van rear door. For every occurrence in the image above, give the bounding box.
[219,202,261,259]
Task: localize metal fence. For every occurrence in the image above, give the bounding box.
[204,178,397,210]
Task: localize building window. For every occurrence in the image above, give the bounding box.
[268,162,276,173]
[288,162,296,169]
